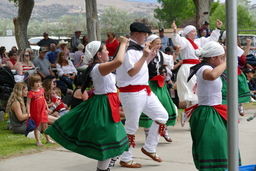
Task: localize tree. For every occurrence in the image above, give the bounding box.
[10,0,34,50]
[154,0,195,28]
[101,6,134,34]
[86,0,100,42]
[193,0,214,29]
[209,4,255,31]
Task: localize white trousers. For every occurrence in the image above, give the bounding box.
[119,89,168,162]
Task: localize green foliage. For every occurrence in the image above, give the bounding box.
[210,0,220,15]
[100,6,134,34]
[210,4,256,31]
[0,18,14,36]
[154,0,195,28]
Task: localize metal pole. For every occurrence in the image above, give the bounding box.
[226,0,239,171]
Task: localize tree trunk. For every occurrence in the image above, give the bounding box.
[13,0,34,50]
[85,0,101,42]
[193,0,214,29]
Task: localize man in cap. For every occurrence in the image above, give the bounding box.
[199,21,211,38]
[159,28,169,52]
[116,22,168,168]
[71,31,82,52]
[37,32,57,48]
[33,47,55,79]
[243,68,256,101]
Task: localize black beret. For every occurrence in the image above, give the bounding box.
[130,22,151,33]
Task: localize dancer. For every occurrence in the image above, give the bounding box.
[187,41,241,170]
[171,19,222,126]
[139,34,179,142]
[116,22,168,168]
[46,36,130,171]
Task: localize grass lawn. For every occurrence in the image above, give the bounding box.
[0,121,60,160]
[0,102,255,161]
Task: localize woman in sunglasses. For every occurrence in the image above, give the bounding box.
[16,50,35,75]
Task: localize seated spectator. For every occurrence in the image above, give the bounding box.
[44,75,68,96]
[0,46,9,65]
[15,51,35,76]
[50,87,69,117]
[244,68,256,101]
[6,50,19,70]
[73,44,88,70]
[11,46,18,52]
[46,43,59,68]
[33,47,55,79]
[42,79,61,120]
[6,82,29,134]
[56,51,77,90]
[58,40,70,59]
[82,35,88,52]
[70,75,88,109]
[25,48,35,61]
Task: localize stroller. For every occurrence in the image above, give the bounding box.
[0,66,15,112]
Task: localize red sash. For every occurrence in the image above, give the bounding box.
[119,85,151,96]
[186,38,198,50]
[185,104,228,121]
[237,66,242,75]
[150,75,165,88]
[107,93,121,123]
[183,59,201,64]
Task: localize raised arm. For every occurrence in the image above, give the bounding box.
[98,36,129,76]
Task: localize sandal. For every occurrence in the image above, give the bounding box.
[36,141,43,146]
[46,140,56,144]
[119,160,141,168]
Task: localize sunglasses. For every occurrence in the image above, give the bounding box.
[107,35,110,37]
[24,54,30,57]
[51,46,56,47]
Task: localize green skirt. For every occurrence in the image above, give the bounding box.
[221,70,250,104]
[45,94,129,161]
[190,106,241,171]
[139,80,177,128]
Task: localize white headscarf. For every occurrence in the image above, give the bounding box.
[84,41,101,63]
[195,41,225,58]
[182,25,196,37]
[147,35,159,42]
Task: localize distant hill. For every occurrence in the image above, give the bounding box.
[0,0,160,22]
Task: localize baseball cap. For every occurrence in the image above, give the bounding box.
[159,28,164,32]
[43,32,48,36]
[203,21,209,25]
[24,118,36,137]
[39,47,48,52]
[243,68,255,74]
[130,22,151,33]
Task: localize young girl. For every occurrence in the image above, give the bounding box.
[26,74,55,146]
[46,36,129,171]
[187,41,241,170]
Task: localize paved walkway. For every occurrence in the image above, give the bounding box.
[0,109,256,171]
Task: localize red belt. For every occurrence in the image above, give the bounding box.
[182,59,200,64]
[185,104,227,121]
[119,85,151,96]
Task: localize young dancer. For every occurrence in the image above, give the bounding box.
[139,34,178,142]
[116,22,168,168]
[171,20,222,126]
[26,74,55,146]
[187,41,241,170]
[46,36,130,171]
